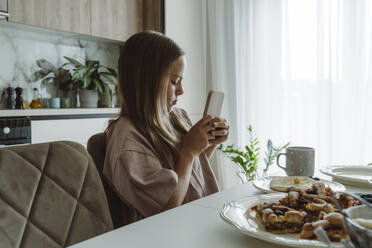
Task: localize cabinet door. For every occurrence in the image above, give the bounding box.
[0,0,7,12]
[91,0,143,41]
[31,118,110,147]
[8,0,91,35]
[143,0,163,33]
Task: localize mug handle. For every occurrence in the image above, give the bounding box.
[276,153,287,171]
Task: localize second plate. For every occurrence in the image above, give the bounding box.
[253,176,346,193]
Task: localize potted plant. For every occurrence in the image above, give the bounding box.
[218,125,290,183]
[29,59,72,108]
[63,56,118,108]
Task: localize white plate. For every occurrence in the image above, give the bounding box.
[253,176,346,193]
[320,165,372,187]
[220,194,344,248]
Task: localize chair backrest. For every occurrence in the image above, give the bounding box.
[87,133,123,229]
[0,141,113,248]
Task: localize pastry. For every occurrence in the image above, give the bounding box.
[270,176,317,192]
[251,183,361,241]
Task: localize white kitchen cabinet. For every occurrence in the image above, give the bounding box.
[31,118,111,147]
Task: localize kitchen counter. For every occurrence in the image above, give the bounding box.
[0,108,120,146]
[0,108,120,120]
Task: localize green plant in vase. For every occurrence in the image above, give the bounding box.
[218,125,290,182]
[63,56,118,108]
[29,59,72,108]
[263,139,290,176]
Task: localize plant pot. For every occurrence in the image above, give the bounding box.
[49,97,61,109]
[99,87,112,108]
[113,94,119,107]
[40,98,50,108]
[79,89,98,108]
[61,97,71,108]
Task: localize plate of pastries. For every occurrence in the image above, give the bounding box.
[220,183,363,247]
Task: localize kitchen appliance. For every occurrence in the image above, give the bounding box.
[0,117,31,146]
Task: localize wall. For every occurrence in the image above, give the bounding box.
[165,0,206,124]
[0,22,119,109]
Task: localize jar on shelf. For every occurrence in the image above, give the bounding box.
[30,88,42,109]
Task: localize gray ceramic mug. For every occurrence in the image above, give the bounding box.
[276,146,315,176]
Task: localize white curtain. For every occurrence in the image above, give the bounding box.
[204,0,372,189]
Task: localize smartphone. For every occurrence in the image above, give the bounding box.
[203,90,224,118]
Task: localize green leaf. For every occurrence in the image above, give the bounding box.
[104,67,118,76]
[246,148,253,157]
[41,76,55,85]
[368,162,372,166]
[245,145,252,153]
[72,68,89,81]
[60,62,69,68]
[80,77,87,89]
[86,60,99,67]
[227,149,246,158]
[100,72,118,85]
[29,70,50,82]
[263,140,290,175]
[104,84,112,95]
[232,156,245,165]
[64,56,84,68]
[93,78,104,94]
[36,59,56,72]
[248,125,253,132]
[267,139,273,150]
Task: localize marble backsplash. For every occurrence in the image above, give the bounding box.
[0,22,120,109]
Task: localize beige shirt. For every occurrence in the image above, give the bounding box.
[103,108,219,226]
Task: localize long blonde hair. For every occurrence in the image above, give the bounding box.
[109,31,188,168]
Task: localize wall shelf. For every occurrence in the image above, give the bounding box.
[0,108,120,120]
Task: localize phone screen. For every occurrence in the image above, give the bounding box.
[203,91,224,118]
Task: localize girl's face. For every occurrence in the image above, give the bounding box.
[166,55,187,111]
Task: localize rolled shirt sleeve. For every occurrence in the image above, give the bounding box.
[111,141,178,217]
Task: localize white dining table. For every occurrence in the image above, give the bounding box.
[69,181,371,248]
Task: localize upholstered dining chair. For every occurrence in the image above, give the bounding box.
[0,141,113,248]
[87,133,123,229]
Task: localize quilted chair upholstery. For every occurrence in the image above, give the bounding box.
[87,133,123,229]
[0,141,113,248]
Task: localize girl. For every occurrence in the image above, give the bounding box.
[104,31,229,225]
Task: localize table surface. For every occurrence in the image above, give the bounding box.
[69,181,371,248]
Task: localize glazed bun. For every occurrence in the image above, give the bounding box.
[270,176,317,192]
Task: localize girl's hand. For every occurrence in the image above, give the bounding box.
[180,115,215,157]
[208,117,229,145]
